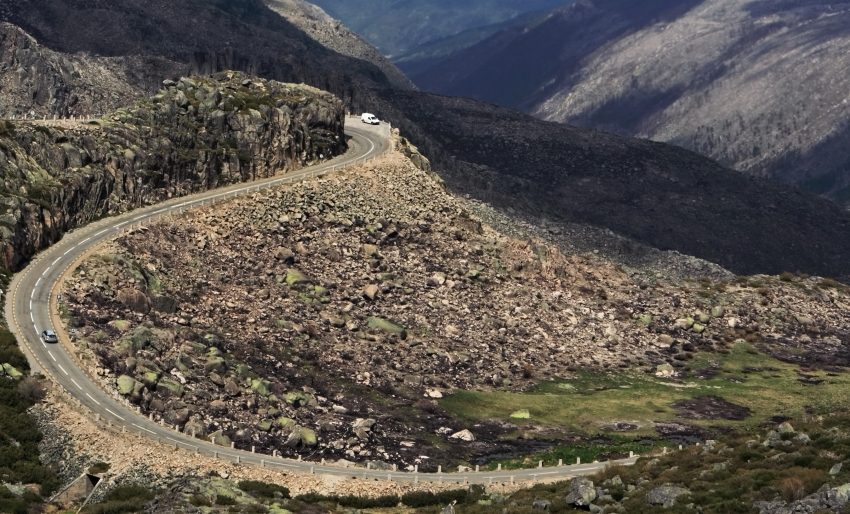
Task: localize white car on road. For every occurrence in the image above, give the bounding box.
[361,113,380,125]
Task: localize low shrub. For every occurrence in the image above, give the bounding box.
[294,492,400,509]
[215,494,236,505]
[83,485,156,514]
[237,480,289,499]
[337,494,399,508]
[189,494,212,507]
[402,489,468,507]
[88,462,111,475]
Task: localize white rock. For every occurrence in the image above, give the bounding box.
[655,363,676,378]
[450,429,476,442]
[426,388,443,399]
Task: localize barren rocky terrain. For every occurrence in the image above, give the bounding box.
[61,147,850,471]
[0,22,183,118]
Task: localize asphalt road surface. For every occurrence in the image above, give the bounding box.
[6,117,637,484]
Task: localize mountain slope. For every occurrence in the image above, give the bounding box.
[410,0,850,203]
[263,0,414,90]
[0,0,394,98]
[3,0,850,280]
[379,91,850,278]
[395,8,556,80]
[0,22,183,117]
[309,0,566,57]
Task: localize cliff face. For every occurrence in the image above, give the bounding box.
[0,72,345,271]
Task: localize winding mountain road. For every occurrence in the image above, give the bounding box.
[6,116,637,484]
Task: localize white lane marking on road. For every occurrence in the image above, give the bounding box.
[35,277,42,288]
[94,229,109,237]
[366,135,375,157]
[52,257,62,267]
[29,312,35,323]
[85,393,101,405]
[63,248,73,256]
[80,237,92,245]
[29,300,33,312]
[166,437,181,444]
[132,423,156,435]
[105,409,125,421]
[115,221,129,228]
[57,364,68,375]
[71,378,82,390]
[48,350,56,361]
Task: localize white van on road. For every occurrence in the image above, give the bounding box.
[361,113,380,125]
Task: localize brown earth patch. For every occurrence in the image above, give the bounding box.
[673,396,751,421]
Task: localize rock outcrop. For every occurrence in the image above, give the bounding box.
[646,484,690,508]
[0,71,345,271]
[565,478,597,507]
[0,22,184,117]
[755,484,850,514]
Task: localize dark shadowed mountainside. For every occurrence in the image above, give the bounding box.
[408,0,850,204]
[394,8,558,79]
[0,0,393,98]
[377,91,850,278]
[3,0,850,279]
[309,0,567,56]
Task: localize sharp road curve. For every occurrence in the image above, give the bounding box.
[6,117,636,484]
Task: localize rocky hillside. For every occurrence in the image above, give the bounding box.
[263,0,414,90]
[378,91,850,279]
[0,22,184,117]
[0,72,344,272]
[62,146,850,469]
[409,0,850,203]
[4,1,850,280]
[0,0,395,113]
